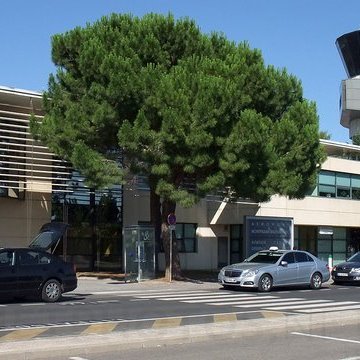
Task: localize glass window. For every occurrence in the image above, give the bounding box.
[352,175,360,188]
[337,187,350,198]
[333,227,346,240]
[348,252,360,262]
[184,224,196,238]
[175,224,183,239]
[231,225,241,239]
[333,240,346,252]
[231,239,240,252]
[295,252,309,263]
[282,252,295,264]
[39,254,52,264]
[246,251,282,264]
[230,224,243,262]
[318,185,336,197]
[352,189,360,200]
[135,175,150,191]
[319,171,335,185]
[336,173,350,186]
[18,250,40,265]
[0,251,13,266]
[318,240,331,252]
[174,223,197,253]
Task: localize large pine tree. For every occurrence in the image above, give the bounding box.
[31,13,325,278]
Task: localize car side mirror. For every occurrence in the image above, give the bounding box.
[280,261,288,267]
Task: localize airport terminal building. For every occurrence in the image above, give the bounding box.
[2,85,360,273]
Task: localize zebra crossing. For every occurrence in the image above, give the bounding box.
[133,290,360,314]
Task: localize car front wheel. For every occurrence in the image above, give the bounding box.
[258,274,273,292]
[310,272,322,289]
[42,279,62,302]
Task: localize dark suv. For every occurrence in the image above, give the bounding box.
[0,222,77,302]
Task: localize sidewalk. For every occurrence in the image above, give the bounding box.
[73,270,333,295]
[74,270,220,294]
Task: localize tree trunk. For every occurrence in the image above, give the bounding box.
[161,199,182,280]
[90,189,97,272]
[150,190,161,274]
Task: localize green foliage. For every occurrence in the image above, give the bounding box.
[31,12,325,204]
[352,134,360,145]
[319,130,331,140]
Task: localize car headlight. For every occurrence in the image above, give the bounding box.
[350,268,360,273]
[219,269,225,276]
[332,266,337,271]
[243,269,259,277]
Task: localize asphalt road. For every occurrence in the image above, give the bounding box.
[0,281,359,334]
[1,280,360,359]
[43,322,360,360]
[3,319,360,360]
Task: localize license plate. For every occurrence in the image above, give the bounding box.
[225,277,237,283]
[337,273,348,277]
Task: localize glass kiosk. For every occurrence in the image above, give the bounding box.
[123,226,155,282]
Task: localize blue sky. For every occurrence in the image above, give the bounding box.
[1,0,359,142]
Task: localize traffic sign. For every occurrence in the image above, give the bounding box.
[167,213,176,226]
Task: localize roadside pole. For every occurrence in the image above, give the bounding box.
[169,227,172,282]
[167,213,177,283]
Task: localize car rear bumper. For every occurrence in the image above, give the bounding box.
[62,277,78,293]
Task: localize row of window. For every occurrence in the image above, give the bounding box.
[315,170,360,199]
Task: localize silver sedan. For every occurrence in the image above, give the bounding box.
[218,247,330,292]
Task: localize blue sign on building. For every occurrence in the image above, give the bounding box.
[245,216,293,256]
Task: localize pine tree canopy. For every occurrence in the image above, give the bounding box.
[31,13,326,204]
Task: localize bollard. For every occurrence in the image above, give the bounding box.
[328,254,333,272]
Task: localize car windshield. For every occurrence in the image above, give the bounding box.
[347,252,360,263]
[245,251,282,264]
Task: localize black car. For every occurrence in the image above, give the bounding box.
[0,222,77,302]
[332,251,360,284]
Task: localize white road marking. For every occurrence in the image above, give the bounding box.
[301,304,360,313]
[69,357,89,360]
[236,299,329,310]
[228,299,330,307]
[160,294,260,301]
[92,289,209,296]
[136,292,228,299]
[265,301,357,310]
[185,296,275,304]
[291,332,360,344]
